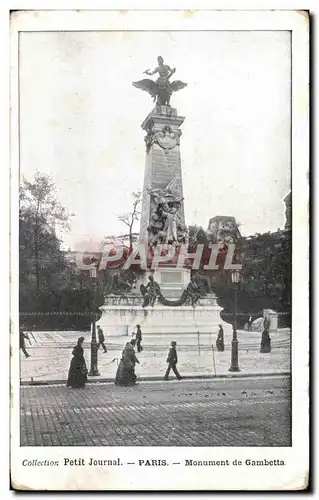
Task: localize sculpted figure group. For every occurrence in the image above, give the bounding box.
[140,275,202,308]
[132,56,187,107]
[146,181,188,247]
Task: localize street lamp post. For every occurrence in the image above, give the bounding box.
[229,270,240,372]
[89,262,100,377]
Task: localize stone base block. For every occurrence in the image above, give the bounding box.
[97,302,229,336]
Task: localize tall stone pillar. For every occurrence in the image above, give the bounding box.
[139,105,186,244]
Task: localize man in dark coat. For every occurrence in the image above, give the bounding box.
[97,326,107,353]
[135,325,143,353]
[164,341,182,380]
[19,325,30,358]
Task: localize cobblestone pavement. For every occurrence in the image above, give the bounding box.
[20,330,291,382]
[20,375,291,447]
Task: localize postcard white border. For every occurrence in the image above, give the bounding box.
[10,9,309,491]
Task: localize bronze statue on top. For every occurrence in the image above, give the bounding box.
[132,56,187,107]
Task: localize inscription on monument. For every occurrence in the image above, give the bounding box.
[161,271,182,285]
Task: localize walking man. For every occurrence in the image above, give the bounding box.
[164,341,182,380]
[135,325,143,353]
[97,326,107,353]
[19,325,30,358]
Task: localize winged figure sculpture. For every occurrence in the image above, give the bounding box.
[132,56,187,107]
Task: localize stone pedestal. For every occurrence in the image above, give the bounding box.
[153,266,190,297]
[136,266,190,298]
[97,293,229,336]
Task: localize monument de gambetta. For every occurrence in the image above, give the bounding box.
[97,57,229,335]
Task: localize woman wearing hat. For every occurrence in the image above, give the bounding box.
[216,325,225,352]
[115,339,140,386]
[67,337,88,388]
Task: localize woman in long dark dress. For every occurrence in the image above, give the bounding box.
[67,337,88,388]
[115,339,139,386]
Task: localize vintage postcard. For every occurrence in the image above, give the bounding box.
[10,9,309,491]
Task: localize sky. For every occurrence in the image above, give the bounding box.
[19,30,291,251]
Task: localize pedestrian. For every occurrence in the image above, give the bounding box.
[260,316,271,353]
[97,325,107,353]
[115,339,140,386]
[260,329,271,353]
[164,341,182,381]
[67,337,88,388]
[19,325,30,358]
[135,324,143,352]
[216,324,225,352]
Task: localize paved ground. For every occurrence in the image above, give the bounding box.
[20,330,290,382]
[20,375,291,447]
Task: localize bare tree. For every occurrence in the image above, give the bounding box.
[118,191,142,250]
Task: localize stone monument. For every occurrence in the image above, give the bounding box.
[138,104,191,298]
[97,57,229,335]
